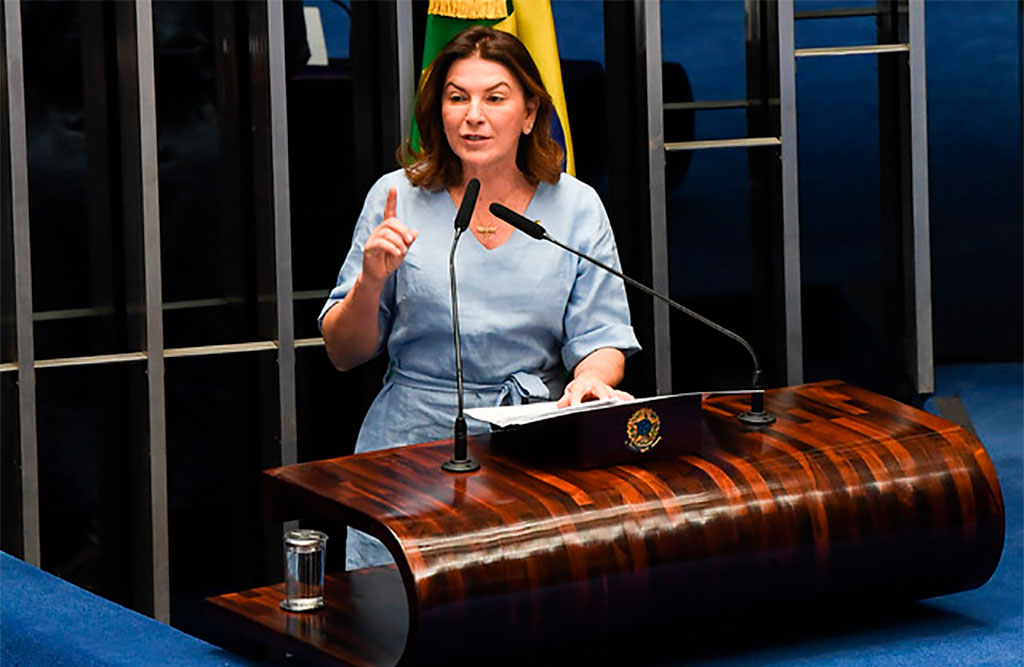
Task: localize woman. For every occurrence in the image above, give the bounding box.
[321,26,639,459]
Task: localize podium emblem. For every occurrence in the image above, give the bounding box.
[625,407,662,453]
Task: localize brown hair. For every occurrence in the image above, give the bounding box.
[401,26,564,189]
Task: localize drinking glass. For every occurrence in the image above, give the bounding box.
[280,529,328,612]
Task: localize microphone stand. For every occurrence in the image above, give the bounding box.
[490,204,775,425]
[443,181,481,472]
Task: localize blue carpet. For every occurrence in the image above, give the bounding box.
[0,551,256,667]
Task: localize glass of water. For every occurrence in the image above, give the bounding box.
[280,529,328,612]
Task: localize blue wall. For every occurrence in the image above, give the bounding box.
[923,1,1021,360]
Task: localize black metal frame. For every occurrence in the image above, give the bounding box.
[603,0,661,396]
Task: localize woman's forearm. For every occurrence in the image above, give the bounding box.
[321,272,386,371]
[556,348,630,407]
[573,347,625,385]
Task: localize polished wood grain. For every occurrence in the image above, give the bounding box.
[213,381,1004,666]
[207,567,407,667]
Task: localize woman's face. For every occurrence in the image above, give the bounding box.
[441,55,538,174]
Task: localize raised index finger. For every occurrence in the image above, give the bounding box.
[384,186,397,220]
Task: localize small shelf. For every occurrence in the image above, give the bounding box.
[206,566,408,667]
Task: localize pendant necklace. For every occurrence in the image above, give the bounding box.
[473,183,521,237]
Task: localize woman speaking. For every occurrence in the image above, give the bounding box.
[320,26,639,462]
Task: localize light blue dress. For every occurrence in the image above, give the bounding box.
[321,169,640,451]
[320,169,640,568]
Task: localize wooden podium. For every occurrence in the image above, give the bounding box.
[207,381,1004,666]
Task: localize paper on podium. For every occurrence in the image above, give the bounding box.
[467,390,754,429]
[467,398,619,428]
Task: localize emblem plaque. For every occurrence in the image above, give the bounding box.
[625,407,662,453]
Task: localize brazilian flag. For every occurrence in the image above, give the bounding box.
[410,0,576,176]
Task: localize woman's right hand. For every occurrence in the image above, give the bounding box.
[362,186,418,285]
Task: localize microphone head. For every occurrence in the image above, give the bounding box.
[488,202,546,240]
[454,178,480,232]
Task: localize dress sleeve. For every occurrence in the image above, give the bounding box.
[561,193,642,371]
[317,177,396,358]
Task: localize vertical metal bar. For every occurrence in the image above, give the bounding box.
[907,0,933,394]
[134,0,170,623]
[396,0,415,143]
[117,0,169,621]
[266,0,297,466]
[638,0,672,394]
[776,0,804,385]
[4,0,41,567]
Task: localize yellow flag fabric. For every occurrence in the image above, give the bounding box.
[497,1,574,176]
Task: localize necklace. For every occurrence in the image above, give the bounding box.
[462,178,530,237]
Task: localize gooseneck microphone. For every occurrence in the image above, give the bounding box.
[489,202,775,426]
[443,178,482,473]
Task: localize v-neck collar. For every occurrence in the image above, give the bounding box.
[447,181,544,253]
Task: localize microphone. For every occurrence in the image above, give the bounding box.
[489,202,775,426]
[443,179,482,473]
[454,177,479,232]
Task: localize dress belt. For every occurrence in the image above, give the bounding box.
[388,365,554,406]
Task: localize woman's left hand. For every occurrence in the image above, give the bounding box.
[557,372,633,408]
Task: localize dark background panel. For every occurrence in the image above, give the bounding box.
[152,0,260,350]
[28,363,140,607]
[295,343,383,462]
[19,1,125,361]
[0,373,23,555]
[794,53,900,392]
[660,0,749,102]
[163,352,276,641]
[286,57,358,342]
[666,147,757,392]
